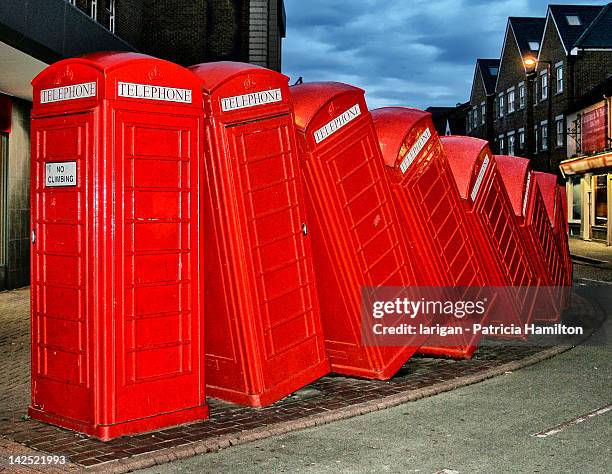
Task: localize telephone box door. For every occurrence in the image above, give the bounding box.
[113,110,202,421]
[31,113,94,424]
[224,115,321,391]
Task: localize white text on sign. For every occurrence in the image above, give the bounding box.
[220,89,282,111]
[117,82,192,104]
[400,128,432,174]
[471,155,490,201]
[40,82,96,104]
[46,162,77,187]
[313,104,361,144]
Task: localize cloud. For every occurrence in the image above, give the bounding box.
[281,0,608,109]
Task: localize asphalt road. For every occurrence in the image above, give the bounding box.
[139,258,611,474]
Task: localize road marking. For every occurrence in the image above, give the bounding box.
[578,278,612,285]
[531,403,612,438]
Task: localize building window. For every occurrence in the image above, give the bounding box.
[534,125,539,153]
[518,128,525,150]
[472,107,478,128]
[481,102,486,125]
[556,116,564,147]
[105,0,115,32]
[541,121,548,150]
[593,174,608,226]
[89,0,97,20]
[570,176,582,223]
[540,70,548,100]
[498,135,505,154]
[489,67,499,76]
[498,93,504,118]
[528,41,539,51]
[518,82,526,109]
[556,62,564,93]
[508,132,516,155]
[566,15,581,26]
[507,88,515,114]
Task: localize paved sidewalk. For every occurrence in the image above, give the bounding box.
[570,238,612,265]
[0,285,601,473]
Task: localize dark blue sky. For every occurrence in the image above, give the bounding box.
[282,0,608,109]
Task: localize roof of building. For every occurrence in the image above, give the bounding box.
[548,4,605,52]
[574,3,612,49]
[508,17,546,57]
[476,59,500,95]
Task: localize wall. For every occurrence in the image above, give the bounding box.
[533,16,568,171]
[495,26,533,158]
[6,99,30,289]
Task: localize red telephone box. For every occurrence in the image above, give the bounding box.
[557,184,572,288]
[290,83,424,379]
[30,53,207,440]
[189,62,329,407]
[495,155,563,322]
[441,136,540,329]
[371,107,488,358]
[534,172,573,307]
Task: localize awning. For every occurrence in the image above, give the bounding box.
[560,151,612,176]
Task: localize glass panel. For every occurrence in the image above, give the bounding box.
[0,134,6,267]
[571,177,581,222]
[594,174,608,226]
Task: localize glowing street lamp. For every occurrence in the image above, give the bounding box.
[523,56,538,77]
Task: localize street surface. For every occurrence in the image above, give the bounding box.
[139,243,612,474]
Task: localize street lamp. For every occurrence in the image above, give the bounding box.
[524,55,553,171]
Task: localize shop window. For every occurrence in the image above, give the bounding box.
[594,174,608,226]
[570,176,581,223]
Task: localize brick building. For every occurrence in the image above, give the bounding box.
[490,17,545,160]
[0,0,286,290]
[560,75,612,245]
[464,4,612,169]
[466,58,499,144]
[426,102,470,137]
[531,4,611,172]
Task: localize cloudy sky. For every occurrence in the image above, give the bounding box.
[282,0,608,110]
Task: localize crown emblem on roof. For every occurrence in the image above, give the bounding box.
[54,66,74,86]
[244,75,257,91]
[147,65,162,81]
[328,102,339,117]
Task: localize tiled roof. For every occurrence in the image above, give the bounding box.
[548,4,604,52]
[509,17,546,57]
[476,58,500,95]
[574,3,612,49]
